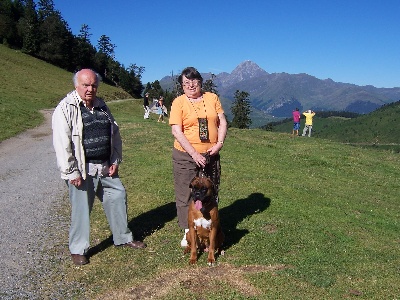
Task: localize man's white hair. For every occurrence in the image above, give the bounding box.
[72,69,102,86]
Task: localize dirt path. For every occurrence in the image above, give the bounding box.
[0,109,69,299]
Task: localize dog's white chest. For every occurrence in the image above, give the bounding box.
[193,217,212,230]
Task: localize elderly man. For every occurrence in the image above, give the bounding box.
[52,69,146,266]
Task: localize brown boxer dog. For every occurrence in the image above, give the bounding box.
[184,176,224,266]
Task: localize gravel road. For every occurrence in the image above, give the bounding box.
[0,110,81,299]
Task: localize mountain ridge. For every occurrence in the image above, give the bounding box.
[160,61,400,120]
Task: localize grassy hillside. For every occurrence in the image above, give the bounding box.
[317,102,400,144]
[269,104,400,152]
[45,100,400,299]
[0,44,131,141]
[2,44,399,299]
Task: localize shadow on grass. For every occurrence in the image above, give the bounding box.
[86,201,176,258]
[128,201,177,240]
[220,192,271,250]
[87,193,270,258]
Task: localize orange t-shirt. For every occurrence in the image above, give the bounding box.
[169,92,224,153]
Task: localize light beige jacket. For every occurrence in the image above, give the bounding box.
[52,90,122,180]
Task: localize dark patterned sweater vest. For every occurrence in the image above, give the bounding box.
[80,105,111,163]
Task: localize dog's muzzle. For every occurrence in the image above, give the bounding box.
[191,186,209,201]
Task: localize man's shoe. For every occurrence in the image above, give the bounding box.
[71,254,89,265]
[118,240,147,249]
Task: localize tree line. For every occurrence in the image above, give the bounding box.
[0,0,143,97]
[1,0,252,128]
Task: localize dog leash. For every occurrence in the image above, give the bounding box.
[197,153,211,178]
[195,152,221,204]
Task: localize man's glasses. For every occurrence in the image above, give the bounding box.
[182,79,200,87]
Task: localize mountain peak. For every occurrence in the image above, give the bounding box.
[236,60,262,69]
[231,60,268,81]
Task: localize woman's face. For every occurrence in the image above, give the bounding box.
[182,75,201,98]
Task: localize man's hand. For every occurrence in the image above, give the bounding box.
[109,164,118,176]
[70,177,82,187]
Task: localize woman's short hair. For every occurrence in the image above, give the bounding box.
[178,67,203,86]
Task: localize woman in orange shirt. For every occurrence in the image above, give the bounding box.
[169,67,228,247]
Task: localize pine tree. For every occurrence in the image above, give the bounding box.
[231,90,252,129]
[36,0,73,68]
[72,24,96,71]
[202,73,219,96]
[171,71,183,98]
[120,63,144,98]
[18,0,39,54]
[95,35,116,81]
[0,0,24,47]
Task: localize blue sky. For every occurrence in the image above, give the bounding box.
[53,0,399,88]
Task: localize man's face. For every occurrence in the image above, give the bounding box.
[75,70,98,103]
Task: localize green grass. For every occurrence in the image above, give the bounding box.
[0,44,131,141]
[51,100,399,299]
[271,103,400,152]
[2,44,399,299]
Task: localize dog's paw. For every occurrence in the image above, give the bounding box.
[207,254,216,266]
[207,260,216,267]
[189,258,197,265]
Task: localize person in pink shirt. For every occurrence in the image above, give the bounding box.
[292,108,301,136]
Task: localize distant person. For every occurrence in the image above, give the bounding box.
[52,69,146,266]
[292,108,301,136]
[169,66,227,247]
[157,96,166,123]
[302,109,316,137]
[143,92,150,119]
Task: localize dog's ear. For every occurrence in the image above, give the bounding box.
[206,177,215,188]
[189,176,198,188]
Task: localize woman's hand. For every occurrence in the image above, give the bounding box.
[191,151,207,167]
[207,143,223,156]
